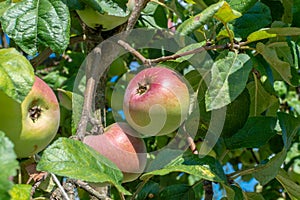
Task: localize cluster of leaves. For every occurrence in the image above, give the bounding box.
[0,0,300,199]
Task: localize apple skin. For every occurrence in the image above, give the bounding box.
[83,122,147,183]
[123,67,190,136]
[0,76,60,158]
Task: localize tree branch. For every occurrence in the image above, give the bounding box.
[51,173,70,200]
[126,0,150,31]
[71,180,112,200]
[203,180,213,200]
[117,39,229,65]
[76,46,103,140]
[117,40,150,66]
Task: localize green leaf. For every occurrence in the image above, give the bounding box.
[79,0,128,16]
[247,27,300,43]
[183,154,227,181]
[253,149,287,185]
[214,1,242,23]
[172,41,206,63]
[256,42,293,85]
[221,89,250,138]
[222,183,235,200]
[142,154,226,183]
[0,48,34,103]
[0,131,19,200]
[140,2,167,29]
[9,184,31,200]
[146,149,185,172]
[37,138,130,195]
[226,0,257,13]
[282,0,293,24]
[245,192,265,200]
[246,77,279,116]
[136,181,159,200]
[184,70,204,91]
[177,1,225,35]
[63,0,84,10]
[278,112,300,149]
[231,185,243,200]
[159,184,195,200]
[205,52,252,111]
[234,2,272,38]
[0,0,11,16]
[221,184,243,200]
[224,116,277,149]
[1,0,70,55]
[141,164,223,182]
[253,113,300,185]
[276,169,300,200]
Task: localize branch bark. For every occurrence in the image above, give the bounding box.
[126,0,150,31]
[117,39,229,65]
[71,180,112,200]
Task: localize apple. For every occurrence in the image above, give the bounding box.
[0,76,60,158]
[83,122,147,182]
[123,67,190,136]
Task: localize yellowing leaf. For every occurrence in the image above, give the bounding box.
[247,27,300,43]
[214,1,242,23]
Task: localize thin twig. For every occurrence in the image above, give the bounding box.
[130,176,152,200]
[187,136,198,154]
[117,40,150,66]
[228,167,256,179]
[72,180,112,200]
[117,39,228,65]
[126,0,150,31]
[51,173,70,200]
[249,148,259,164]
[30,172,49,199]
[203,180,213,200]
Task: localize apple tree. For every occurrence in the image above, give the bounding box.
[0,0,300,199]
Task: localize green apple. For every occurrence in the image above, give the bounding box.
[76,0,134,31]
[76,6,129,31]
[0,76,60,158]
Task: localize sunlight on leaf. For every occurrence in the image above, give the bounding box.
[205,52,252,111]
[37,138,130,195]
[214,1,242,23]
[1,0,70,55]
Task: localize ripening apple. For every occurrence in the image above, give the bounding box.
[83,122,147,182]
[0,76,60,158]
[123,67,190,136]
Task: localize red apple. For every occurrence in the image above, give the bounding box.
[123,67,190,136]
[83,122,147,182]
[0,76,60,158]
